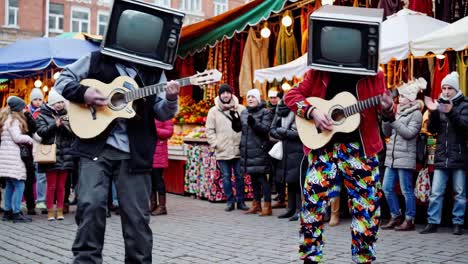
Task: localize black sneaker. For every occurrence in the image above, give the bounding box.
[224,203,235,212]
[236,202,249,211]
[420,223,438,234]
[11,212,32,223]
[2,210,13,221]
[453,224,464,235]
[289,213,299,221]
[278,210,295,219]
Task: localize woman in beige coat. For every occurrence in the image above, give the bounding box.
[0,96,34,223]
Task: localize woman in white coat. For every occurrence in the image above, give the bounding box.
[0,96,34,223]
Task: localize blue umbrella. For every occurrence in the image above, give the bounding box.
[0,37,99,78]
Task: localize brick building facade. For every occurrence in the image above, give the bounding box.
[0,0,246,46]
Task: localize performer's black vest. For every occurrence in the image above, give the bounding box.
[73,51,163,172]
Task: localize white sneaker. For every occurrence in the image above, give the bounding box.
[36,202,46,209]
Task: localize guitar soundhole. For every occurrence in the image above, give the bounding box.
[110,92,127,110]
[331,108,345,123]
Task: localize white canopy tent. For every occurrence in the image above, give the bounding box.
[380,9,448,64]
[254,9,450,84]
[411,16,468,56]
[254,53,307,83]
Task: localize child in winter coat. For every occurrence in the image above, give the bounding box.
[36,89,75,221]
[27,88,47,213]
[0,96,34,223]
[381,78,425,231]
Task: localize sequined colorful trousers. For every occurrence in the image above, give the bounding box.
[300,142,382,263]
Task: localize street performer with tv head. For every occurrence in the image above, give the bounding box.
[54,1,181,263]
[284,6,394,263]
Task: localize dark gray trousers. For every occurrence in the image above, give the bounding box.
[72,147,152,264]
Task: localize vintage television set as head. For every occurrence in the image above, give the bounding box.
[101,0,185,70]
[308,5,383,76]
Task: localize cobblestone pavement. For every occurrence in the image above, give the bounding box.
[1,194,468,264]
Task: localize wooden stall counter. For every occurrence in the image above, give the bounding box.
[165,145,186,195]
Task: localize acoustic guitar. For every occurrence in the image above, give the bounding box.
[296,92,381,150]
[68,69,222,139]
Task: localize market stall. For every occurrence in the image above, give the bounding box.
[164,0,307,200]
[0,37,99,105]
[164,96,254,201]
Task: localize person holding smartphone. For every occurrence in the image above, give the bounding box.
[421,72,468,236]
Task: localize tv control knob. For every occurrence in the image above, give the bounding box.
[174,18,180,24]
[368,40,376,46]
[368,46,377,55]
[369,27,377,34]
[167,38,177,48]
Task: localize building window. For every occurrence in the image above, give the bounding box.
[154,0,171,7]
[180,0,202,13]
[97,11,109,36]
[71,7,90,33]
[214,0,228,16]
[49,3,64,33]
[97,0,112,6]
[5,0,19,27]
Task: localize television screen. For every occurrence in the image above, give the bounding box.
[320,26,362,64]
[308,5,383,76]
[115,10,163,56]
[101,0,185,70]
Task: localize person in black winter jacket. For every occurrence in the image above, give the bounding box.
[270,99,305,221]
[241,89,273,216]
[36,89,75,221]
[420,72,468,236]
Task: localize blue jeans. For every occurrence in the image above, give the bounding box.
[4,178,25,213]
[383,168,416,220]
[112,181,119,207]
[428,169,466,225]
[35,163,46,203]
[218,159,244,204]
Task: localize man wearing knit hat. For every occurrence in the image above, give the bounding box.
[206,84,248,211]
[421,71,468,236]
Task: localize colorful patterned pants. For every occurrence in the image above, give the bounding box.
[299,142,382,263]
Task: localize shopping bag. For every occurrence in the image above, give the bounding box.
[34,143,57,164]
[268,141,283,160]
[414,167,431,203]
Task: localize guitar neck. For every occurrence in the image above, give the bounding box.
[125,77,192,102]
[344,95,381,117]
